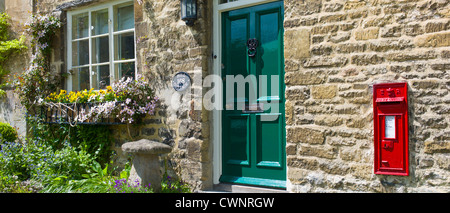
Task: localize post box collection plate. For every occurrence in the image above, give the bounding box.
[373,83,409,176]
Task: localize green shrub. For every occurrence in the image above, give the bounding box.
[161,174,191,193]
[0,139,94,182]
[0,122,18,143]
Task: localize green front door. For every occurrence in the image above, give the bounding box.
[220,1,286,188]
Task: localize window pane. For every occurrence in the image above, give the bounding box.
[92,36,109,64]
[72,39,89,66]
[115,4,134,31]
[72,13,89,39]
[92,65,110,90]
[114,32,135,60]
[72,67,90,91]
[92,9,109,35]
[115,62,135,80]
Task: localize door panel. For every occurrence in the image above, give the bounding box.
[257,113,283,168]
[225,115,250,166]
[221,1,285,188]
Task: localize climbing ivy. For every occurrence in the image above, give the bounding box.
[0,13,27,97]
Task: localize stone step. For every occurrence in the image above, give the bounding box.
[198,183,287,193]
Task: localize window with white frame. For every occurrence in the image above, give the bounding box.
[67,0,135,91]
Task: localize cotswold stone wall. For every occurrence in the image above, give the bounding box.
[284,0,449,192]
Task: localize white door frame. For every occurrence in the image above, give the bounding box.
[211,0,280,185]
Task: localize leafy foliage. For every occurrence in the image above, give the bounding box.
[0,122,18,143]
[0,13,27,97]
[27,116,113,166]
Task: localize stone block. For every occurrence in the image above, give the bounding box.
[329,32,351,43]
[415,31,450,47]
[335,105,359,114]
[303,56,348,68]
[412,80,440,89]
[285,70,327,85]
[404,23,424,36]
[385,50,437,61]
[339,90,368,98]
[285,60,300,72]
[319,161,350,175]
[418,116,448,129]
[285,100,294,125]
[287,127,325,144]
[339,22,356,31]
[354,27,379,40]
[340,148,362,162]
[351,164,373,180]
[284,29,311,59]
[311,25,339,35]
[362,16,392,28]
[351,54,384,65]
[314,115,343,127]
[319,13,347,23]
[380,25,402,37]
[442,50,450,58]
[336,43,366,53]
[424,141,450,153]
[348,10,368,19]
[311,85,337,99]
[346,116,370,129]
[323,3,343,12]
[284,17,318,28]
[285,0,322,16]
[286,86,310,101]
[367,39,413,52]
[311,44,333,56]
[286,144,297,155]
[425,20,449,33]
[299,145,338,159]
[344,1,366,10]
[287,157,319,170]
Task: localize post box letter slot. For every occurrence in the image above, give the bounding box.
[376,97,404,103]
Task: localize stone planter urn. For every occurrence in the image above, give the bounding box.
[121,139,172,192]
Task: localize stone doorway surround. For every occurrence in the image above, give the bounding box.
[211,0,285,189]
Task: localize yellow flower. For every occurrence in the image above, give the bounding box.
[106,86,113,92]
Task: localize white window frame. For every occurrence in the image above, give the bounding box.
[66,0,136,91]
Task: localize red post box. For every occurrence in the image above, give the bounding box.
[373,82,409,176]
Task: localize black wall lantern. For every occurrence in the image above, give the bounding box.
[181,0,197,26]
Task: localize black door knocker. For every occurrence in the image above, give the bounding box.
[247,38,258,57]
